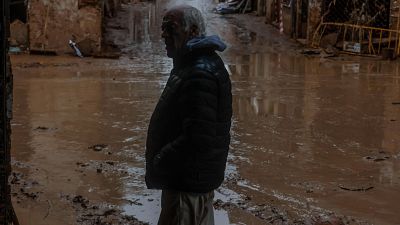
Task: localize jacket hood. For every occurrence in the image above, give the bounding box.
[186,35,227,52]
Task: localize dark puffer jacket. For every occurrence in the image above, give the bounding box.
[145,35,232,193]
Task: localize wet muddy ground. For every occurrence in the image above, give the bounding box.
[9,0,400,225]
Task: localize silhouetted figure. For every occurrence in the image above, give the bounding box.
[145,5,232,225]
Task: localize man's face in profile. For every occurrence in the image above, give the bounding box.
[161,10,190,58]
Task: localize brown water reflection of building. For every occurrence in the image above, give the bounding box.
[230,53,276,78]
[231,52,305,119]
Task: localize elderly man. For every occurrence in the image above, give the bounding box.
[145,4,232,225]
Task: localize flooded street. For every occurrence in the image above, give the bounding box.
[9,0,400,225]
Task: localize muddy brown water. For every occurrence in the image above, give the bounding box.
[10,1,400,225]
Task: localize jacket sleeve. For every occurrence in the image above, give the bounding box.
[153,69,218,169]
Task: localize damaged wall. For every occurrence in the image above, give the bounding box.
[28,0,103,54]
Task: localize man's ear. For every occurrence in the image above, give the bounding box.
[189,25,199,38]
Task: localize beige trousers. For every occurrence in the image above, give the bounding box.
[157,190,215,225]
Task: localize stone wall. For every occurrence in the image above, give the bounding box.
[28,0,103,54]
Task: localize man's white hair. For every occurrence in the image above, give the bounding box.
[170,5,206,36]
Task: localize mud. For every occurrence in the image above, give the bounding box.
[10,0,400,225]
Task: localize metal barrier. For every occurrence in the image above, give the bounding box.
[312,22,400,56]
[312,0,400,57]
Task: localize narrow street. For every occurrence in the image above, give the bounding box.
[9,0,400,225]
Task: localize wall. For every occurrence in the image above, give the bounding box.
[28,0,103,53]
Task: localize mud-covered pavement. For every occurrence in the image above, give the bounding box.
[10,0,400,225]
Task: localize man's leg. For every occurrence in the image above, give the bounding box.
[157,190,215,225]
[158,190,180,225]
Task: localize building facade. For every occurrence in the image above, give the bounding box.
[10,0,123,54]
